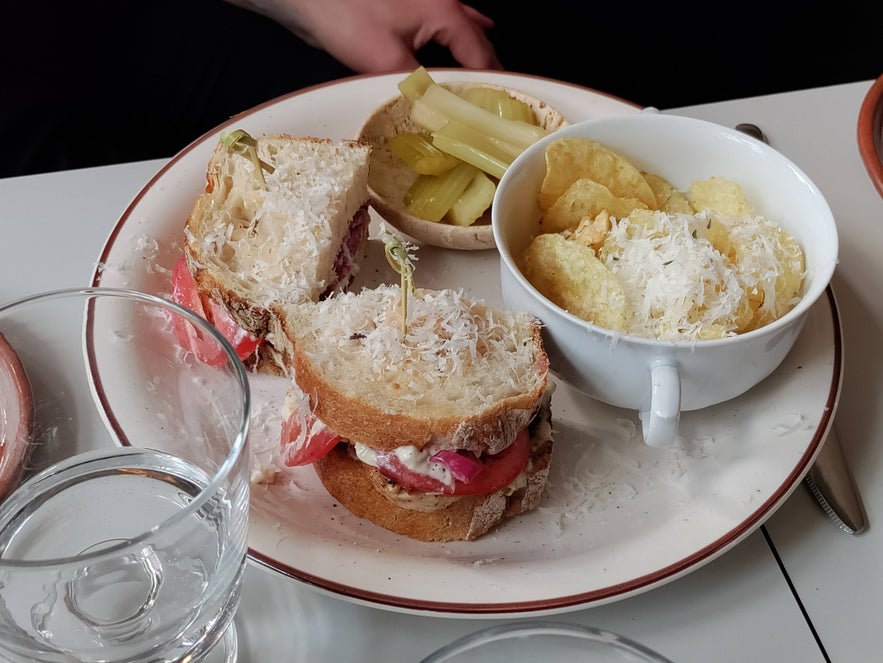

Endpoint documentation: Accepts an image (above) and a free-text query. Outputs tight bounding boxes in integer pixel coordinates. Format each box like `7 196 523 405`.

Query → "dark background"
4 1 881 177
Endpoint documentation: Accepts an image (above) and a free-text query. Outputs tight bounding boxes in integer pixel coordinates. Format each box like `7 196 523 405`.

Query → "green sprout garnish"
380 229 418 332
220 129 275 186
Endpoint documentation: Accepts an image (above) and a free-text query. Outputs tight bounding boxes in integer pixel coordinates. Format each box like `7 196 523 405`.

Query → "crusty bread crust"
271 286 550 454
313 402 554 542
287 324 547 454
357 82 567 251
184 230 274 337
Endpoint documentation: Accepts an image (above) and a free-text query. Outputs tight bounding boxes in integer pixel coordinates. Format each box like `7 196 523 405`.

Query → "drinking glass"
0 288 250 663
420 621 675 663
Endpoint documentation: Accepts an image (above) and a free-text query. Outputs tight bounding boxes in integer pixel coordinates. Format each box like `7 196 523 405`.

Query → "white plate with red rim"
92 71 841 617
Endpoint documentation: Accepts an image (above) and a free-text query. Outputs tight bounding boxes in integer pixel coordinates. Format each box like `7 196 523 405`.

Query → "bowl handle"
639 361 680 447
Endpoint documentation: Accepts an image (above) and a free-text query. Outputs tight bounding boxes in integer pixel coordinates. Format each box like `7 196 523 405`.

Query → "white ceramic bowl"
492 111 839 446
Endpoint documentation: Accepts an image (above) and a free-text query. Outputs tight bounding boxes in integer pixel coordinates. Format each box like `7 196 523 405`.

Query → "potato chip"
539 138 657 211
704 216 734 259
540 178 648 233
518 232 627 331
716 214 805 331
689 177 755 216
696 324 731 340
642 172 695 215
570 210 610 252
523 141 805 341
598 208 661 259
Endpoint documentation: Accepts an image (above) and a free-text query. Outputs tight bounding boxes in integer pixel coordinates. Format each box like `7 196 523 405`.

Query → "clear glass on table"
0 287 250 662
420 621 675 663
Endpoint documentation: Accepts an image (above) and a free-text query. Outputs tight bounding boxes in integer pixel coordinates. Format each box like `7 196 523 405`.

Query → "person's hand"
226 0 501 72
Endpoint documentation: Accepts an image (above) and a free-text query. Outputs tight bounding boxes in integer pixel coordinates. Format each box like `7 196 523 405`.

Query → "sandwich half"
175 132 371 374
271 283 553 542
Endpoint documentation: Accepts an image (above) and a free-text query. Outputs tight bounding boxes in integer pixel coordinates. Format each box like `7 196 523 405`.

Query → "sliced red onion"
430 450 485 484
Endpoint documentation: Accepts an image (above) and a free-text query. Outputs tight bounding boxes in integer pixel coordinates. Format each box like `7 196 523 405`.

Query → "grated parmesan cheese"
283 284 545 415
599 210 805 341
187 137 370 309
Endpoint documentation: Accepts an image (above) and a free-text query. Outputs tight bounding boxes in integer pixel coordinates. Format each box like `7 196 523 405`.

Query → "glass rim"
419 620 674 663
0 286 251 568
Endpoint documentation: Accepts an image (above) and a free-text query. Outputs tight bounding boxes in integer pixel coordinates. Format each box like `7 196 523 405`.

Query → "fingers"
422 3 502 70
440 22 502 69
460 4 496 31
240 0 502 74
316 9 501 73
349 44 421 73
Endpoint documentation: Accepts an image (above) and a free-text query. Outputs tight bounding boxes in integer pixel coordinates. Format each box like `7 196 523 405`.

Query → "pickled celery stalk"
417 84 546 151
430 133 508 180
404 161 478 222
410 98 448 132
462 87 537 124
398 66 435 104
391 67 553 226
388 132 459 175
446 171 496 226
434 119 523 162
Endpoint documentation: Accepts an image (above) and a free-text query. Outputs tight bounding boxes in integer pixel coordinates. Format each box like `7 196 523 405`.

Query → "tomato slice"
205 297 262 360
373 429 531 496
170 254 261 362
170 255 227 366
280 410 343 466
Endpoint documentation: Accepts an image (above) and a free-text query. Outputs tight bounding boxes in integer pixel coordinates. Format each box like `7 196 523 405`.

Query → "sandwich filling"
171 205 369 362
279 382 553 503
175 133 371 364
272 283 552 525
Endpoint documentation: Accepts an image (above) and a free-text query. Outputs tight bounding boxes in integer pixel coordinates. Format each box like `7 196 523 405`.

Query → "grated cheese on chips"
601 210 756 340
519 137 806 342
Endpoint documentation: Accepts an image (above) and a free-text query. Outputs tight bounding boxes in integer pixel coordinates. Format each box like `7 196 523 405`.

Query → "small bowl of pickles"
358 68 567 250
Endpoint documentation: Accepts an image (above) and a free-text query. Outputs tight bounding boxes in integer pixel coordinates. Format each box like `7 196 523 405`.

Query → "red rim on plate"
90 71 841 617
857 73 883 198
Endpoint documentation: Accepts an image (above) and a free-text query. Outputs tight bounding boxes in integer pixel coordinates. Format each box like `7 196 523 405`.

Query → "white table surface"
1 79 878 662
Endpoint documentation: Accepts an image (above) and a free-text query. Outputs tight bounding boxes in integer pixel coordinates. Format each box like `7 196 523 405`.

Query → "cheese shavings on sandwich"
270 283 554 542
283 284 544 410
174 132 371 374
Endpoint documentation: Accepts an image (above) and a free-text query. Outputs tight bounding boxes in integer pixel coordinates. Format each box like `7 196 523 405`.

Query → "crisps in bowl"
642 172 694 214
527 137 807 341
538 137 657 211
689 176 756 216
540 179 648 234
518 232 627 331
492 113 838 448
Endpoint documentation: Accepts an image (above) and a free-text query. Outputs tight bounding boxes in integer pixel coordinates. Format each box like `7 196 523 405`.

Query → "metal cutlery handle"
735 122 867 535
805 427 867 534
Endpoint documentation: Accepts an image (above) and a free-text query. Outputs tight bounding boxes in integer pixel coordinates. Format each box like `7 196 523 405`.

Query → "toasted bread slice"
313 390 553 542
271 283 549 453
184 134 371 372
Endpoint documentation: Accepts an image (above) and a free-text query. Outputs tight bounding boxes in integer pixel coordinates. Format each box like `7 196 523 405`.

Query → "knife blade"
805 426 867 534
734 122 868 535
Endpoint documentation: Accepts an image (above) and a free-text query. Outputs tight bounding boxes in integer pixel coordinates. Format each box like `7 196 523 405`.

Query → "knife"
735 123 868 535
805 427 867 534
